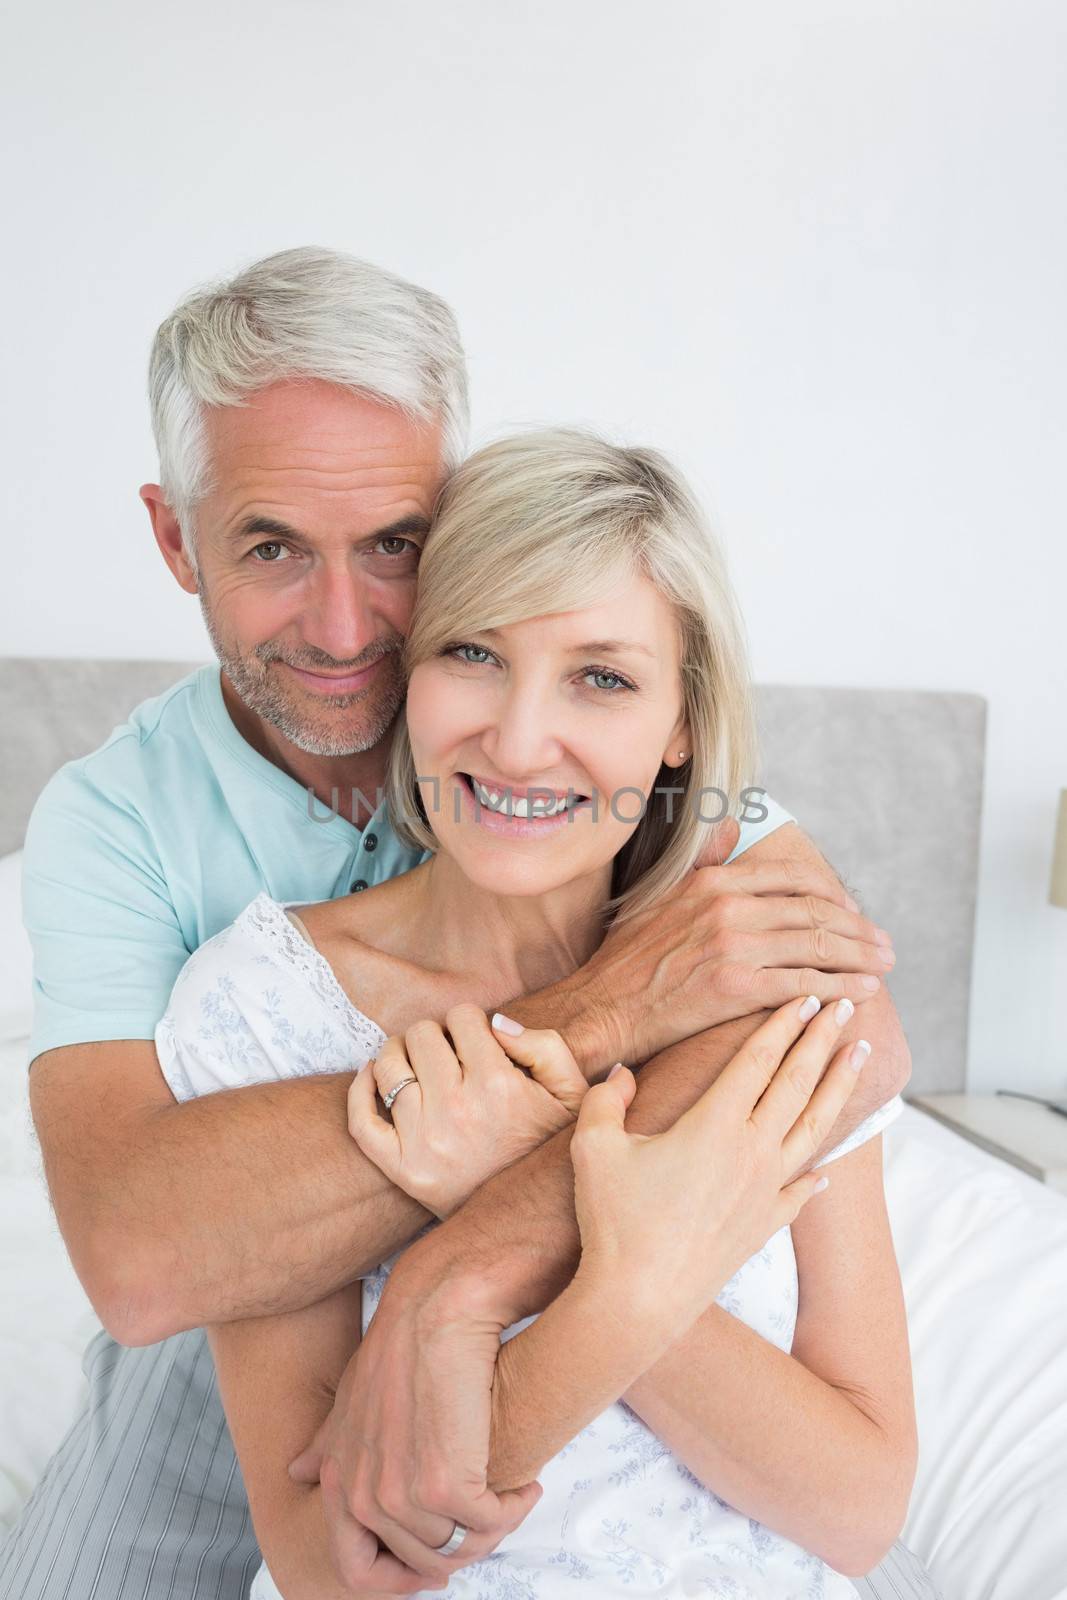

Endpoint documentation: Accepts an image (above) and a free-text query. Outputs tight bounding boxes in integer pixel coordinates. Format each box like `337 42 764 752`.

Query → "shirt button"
363 832 378 853
351 878 368 893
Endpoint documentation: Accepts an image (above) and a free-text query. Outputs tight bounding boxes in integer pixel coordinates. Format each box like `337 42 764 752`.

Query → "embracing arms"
266 824 909 1587
486 1134 916 1577
209 985 913 1595
381 822 908 1322
30 821 903 1345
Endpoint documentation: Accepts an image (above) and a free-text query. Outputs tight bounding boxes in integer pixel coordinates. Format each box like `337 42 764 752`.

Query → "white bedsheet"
2 1034 1065 1598
883 1098 1067 1598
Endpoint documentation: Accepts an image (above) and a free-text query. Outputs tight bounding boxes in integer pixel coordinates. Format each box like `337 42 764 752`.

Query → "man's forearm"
102 954 623 1345
119 964 902 1342
123 1074 433 1340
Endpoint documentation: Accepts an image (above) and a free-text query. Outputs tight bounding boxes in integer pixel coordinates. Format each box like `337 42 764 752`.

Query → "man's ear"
140 484 199 595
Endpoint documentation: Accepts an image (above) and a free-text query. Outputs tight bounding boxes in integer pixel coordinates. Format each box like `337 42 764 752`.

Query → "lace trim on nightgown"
239 890 387 1060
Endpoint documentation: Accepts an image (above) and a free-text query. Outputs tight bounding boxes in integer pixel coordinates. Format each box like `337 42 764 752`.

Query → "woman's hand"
568 993 869 1331
347 1002 590 1219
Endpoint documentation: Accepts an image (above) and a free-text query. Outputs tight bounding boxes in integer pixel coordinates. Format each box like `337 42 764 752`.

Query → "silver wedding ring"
381 1074 418 1112
432 1520 469 1556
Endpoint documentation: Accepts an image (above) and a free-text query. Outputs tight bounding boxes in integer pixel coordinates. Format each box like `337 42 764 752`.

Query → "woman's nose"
481 689 566 779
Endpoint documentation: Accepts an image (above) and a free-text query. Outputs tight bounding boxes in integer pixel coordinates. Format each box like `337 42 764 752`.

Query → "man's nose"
299 560 378 662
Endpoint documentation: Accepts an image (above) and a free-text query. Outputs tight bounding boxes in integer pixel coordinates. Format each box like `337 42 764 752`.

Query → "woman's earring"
677 750 687 761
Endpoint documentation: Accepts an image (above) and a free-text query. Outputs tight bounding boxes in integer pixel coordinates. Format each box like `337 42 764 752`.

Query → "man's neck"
219 671 391 829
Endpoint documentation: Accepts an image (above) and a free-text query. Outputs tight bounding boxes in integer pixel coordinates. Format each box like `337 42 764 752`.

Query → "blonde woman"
155 430 921 1598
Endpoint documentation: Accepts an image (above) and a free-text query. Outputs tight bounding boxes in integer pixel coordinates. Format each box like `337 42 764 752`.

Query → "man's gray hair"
148 246 469 569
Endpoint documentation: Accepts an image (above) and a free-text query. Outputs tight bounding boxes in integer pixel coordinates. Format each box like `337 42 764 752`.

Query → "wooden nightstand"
911 1093 1067 1195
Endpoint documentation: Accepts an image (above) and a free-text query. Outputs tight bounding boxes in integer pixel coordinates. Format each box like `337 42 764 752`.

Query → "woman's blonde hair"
387 427 760 923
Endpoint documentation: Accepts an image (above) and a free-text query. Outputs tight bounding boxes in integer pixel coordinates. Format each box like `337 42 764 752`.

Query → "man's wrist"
511 963 630 1080
385 1202 530 1325
388 1131 583 1325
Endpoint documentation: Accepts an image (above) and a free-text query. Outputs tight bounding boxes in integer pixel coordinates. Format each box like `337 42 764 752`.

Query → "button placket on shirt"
351 829 378 893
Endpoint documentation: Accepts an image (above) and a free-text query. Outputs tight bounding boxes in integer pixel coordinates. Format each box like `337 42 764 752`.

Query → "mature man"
0 247 915 1599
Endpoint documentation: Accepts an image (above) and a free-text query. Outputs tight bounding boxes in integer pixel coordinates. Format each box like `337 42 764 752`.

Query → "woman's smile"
453 770 596 839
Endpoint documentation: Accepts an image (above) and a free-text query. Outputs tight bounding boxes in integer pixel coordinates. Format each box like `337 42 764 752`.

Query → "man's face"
187 380 446 757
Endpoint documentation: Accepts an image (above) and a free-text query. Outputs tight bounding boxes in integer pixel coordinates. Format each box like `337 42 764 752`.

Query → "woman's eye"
453 643 494 665
584 668 633 692
251 541 291 563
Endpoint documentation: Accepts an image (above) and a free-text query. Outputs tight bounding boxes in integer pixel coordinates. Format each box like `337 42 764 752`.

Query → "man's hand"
562 817 894 1070
288 1249 542 1587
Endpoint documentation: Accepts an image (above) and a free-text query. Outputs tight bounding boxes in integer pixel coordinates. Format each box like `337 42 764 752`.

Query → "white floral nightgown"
155 891 904 1600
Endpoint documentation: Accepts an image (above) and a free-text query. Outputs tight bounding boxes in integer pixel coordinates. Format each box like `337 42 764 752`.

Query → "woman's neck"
398 851 612 999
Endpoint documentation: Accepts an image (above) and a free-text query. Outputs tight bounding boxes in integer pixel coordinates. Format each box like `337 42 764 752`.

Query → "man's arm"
34 820 899 1344
300 825 909 1573
426 821 909 1323
390 968 906 1328
30 1041 437 1346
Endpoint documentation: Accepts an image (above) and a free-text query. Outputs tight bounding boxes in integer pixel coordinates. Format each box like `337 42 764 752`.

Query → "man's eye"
376 536 416 557
251 541 291 562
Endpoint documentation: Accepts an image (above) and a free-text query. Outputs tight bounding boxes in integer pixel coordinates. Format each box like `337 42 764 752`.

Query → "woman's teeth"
469 776 579 818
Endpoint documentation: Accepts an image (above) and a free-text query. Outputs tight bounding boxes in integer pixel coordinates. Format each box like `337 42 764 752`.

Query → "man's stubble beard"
199 588 407 758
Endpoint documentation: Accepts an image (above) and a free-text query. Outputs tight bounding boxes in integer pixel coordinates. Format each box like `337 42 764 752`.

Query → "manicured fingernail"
880 947 896 966
845 894 860 912
491 1012 524 1036
848 1040 872 1071
814 1176 830 1192
834 998 854 1025
861 975 881 991
874 926 893 947
798 995 821 1022
607 1062 624 1079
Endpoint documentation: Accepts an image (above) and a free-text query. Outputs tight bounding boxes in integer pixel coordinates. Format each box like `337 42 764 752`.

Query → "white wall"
3 0 1065 1095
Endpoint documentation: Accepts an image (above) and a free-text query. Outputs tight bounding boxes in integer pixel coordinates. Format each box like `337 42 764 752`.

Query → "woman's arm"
206 1289 376 1600
489 1135 917 1579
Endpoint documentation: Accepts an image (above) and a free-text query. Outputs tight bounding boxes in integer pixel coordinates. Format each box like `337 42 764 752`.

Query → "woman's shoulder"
287 864 427 954
155 892 386 1102
286 873 473 1035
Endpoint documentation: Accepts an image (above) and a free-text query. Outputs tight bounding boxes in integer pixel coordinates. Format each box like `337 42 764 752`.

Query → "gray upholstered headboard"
0 659 986 1098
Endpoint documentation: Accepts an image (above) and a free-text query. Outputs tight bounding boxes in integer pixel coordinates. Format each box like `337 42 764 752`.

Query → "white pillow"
0 852 33 1044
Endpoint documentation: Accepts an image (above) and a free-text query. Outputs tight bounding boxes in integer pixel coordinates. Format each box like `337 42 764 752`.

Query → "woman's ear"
662 718 692 770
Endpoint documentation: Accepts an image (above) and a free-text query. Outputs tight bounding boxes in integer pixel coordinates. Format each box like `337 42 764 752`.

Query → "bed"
1 659 1065 1599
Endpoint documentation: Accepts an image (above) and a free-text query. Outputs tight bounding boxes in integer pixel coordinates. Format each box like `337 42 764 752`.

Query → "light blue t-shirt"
22 663 795 1064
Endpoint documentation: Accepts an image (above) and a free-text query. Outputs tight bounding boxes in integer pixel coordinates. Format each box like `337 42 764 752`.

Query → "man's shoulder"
25 665 215 843
31 665 212 806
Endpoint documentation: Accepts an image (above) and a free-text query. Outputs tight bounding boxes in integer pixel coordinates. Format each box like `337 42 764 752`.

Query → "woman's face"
404 569 690 899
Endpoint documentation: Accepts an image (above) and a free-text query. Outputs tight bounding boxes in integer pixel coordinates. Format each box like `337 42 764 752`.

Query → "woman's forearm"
488 1287 903 1575
257 1486 366 1600
488 1266 685 1490
621 1305 906 1571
